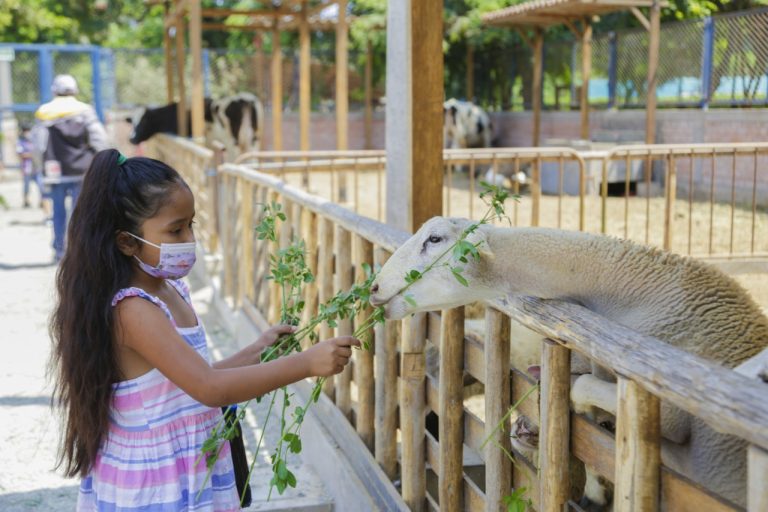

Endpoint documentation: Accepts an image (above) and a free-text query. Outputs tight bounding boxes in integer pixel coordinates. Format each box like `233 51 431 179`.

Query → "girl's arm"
213 324 297 369
116 299 358 407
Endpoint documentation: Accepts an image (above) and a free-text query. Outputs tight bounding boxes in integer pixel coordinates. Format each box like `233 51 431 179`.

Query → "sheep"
369 217 768 508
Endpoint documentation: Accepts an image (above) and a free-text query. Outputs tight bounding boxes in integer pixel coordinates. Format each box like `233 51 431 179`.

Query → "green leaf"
277 459 288 479
289 435 302 454
451 267 469 287
286 470 297 488
404 294 417 307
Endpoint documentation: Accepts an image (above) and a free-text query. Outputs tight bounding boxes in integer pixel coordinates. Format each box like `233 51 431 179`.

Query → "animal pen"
146 133 768 511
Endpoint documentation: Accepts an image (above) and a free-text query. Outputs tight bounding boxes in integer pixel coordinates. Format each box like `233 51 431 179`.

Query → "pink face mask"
127 233 196 279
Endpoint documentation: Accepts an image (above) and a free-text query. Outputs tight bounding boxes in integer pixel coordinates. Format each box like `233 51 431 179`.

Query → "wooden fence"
151 134 768 511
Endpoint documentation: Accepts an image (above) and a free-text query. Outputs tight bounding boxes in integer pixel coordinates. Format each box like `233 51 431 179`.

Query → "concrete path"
0 175 330 511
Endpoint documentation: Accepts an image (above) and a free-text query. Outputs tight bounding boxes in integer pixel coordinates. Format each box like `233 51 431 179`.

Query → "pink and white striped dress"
77 280 241 511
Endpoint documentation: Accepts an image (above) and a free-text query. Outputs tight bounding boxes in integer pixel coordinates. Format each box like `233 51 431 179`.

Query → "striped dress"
77 280 241 511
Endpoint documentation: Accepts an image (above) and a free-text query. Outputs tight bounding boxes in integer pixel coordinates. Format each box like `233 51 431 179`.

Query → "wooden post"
239 181 254 305
646 0 661 144
748 445 768 511
354 234 375 450
300 208 318 348
614 378 661 512
334 225 353 419
484 308 512 512
336 0 349 202
174 15 188 138
439 307 465 509
466 44 474 100
271 21 283 151
253 32 265 102
364 39 373 150
580 20 592 141
299 1 311 151
539 339 570 511
400 313 427 512
385 0 443 232
374 248 399 479
163 6 175 104
267 191 282 323
532 28 543 147
317 216 334 398
188 0 205 142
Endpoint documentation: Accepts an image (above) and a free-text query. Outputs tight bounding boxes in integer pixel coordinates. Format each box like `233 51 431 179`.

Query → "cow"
127 92 264 162
443 98 492 151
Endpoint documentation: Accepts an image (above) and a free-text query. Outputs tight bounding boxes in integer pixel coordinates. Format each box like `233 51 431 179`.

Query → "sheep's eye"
428 235 443 244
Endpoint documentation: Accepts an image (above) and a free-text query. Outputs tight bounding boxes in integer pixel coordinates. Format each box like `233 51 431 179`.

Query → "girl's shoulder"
112 286 177 328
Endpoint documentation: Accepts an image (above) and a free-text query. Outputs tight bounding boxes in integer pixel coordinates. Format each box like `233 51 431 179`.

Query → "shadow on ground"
0 486 79 511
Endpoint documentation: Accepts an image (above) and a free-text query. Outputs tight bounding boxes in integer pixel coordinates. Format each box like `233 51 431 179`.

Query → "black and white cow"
443 98 492 150
128 92 263 161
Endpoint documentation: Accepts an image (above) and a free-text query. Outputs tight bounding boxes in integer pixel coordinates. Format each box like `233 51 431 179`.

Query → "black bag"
222 406 252 508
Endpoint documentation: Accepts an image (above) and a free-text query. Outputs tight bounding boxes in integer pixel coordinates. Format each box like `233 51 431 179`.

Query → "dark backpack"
44 116 95 176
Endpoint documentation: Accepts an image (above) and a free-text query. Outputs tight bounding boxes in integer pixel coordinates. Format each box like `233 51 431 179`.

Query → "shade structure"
482 0 667 145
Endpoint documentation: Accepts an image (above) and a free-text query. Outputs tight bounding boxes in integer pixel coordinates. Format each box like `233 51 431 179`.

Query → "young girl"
49 149 359 511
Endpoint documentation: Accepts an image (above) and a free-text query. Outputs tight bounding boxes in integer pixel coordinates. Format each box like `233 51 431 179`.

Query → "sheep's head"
369 217 499 320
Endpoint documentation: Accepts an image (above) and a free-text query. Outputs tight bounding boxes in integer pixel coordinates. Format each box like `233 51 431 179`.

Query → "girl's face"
134 184 196 268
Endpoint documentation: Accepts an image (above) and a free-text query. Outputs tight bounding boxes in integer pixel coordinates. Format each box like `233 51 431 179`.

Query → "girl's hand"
300 336 361 377
254 324 297 361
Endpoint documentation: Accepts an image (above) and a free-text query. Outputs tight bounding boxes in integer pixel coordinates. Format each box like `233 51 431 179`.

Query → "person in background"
33 74 109 261
16 122 47 210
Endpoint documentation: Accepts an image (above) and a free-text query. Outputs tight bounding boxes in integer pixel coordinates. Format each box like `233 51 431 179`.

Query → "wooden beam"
580 19 592 140
270 23 283 151
539 339 571 511
614 378 661 511
336 0 349 201
563 19 583 38
515 27 533 48
400 313 427 511
531 27 543 147
299 0 311 151
439 307 465 509
631 6 651 31
201 22 274 31
201 7 293 17
174 15 188 138
466 44 474 100
164 0 189 30
645 0 660 144
749 445 768 511
162 6 175 104
189 0 205 141
363 39 373 149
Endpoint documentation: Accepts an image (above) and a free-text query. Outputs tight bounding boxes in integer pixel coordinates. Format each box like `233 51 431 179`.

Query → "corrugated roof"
482 0 666 27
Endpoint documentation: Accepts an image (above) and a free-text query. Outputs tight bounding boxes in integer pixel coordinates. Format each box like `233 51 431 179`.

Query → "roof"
482 0 667 27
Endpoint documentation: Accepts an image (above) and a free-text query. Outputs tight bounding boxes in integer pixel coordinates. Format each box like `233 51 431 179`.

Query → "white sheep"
369 217 768 508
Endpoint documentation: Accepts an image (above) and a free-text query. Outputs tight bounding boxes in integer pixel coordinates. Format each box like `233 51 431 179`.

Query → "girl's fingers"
333 336 361 348
272 324 297 334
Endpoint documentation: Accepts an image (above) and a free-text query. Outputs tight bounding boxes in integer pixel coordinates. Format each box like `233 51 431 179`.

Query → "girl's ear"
115 231 138 257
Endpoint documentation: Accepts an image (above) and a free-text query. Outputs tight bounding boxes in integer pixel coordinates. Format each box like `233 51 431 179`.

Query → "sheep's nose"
371 283 379 294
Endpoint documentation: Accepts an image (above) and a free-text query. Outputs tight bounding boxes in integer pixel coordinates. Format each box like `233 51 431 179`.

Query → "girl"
49 149 359 511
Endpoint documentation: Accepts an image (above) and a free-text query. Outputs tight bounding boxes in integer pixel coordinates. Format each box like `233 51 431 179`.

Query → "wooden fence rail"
153 135 768 511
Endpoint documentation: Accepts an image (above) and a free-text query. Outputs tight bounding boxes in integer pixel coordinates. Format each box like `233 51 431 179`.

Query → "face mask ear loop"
126 232 161 249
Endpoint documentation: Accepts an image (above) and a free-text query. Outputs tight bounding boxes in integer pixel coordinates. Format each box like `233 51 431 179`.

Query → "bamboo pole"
532 28 543 147
271 21 283 151
748 445 768 511
268 191 282 323
663 155 676 252
353 234 375 450
580 20 592 141
400 312 427 512
188 0 205 141
174 15 188 138
538 339 571 511
439 306 465 508
374 247 399 479
299 0 311 151
334 225 353 419
484 308 512 512
300 208 318 349
614 378 661 512
317 216 334 398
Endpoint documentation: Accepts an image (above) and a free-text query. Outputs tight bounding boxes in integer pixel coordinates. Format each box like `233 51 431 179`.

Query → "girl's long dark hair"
49 149 185 477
